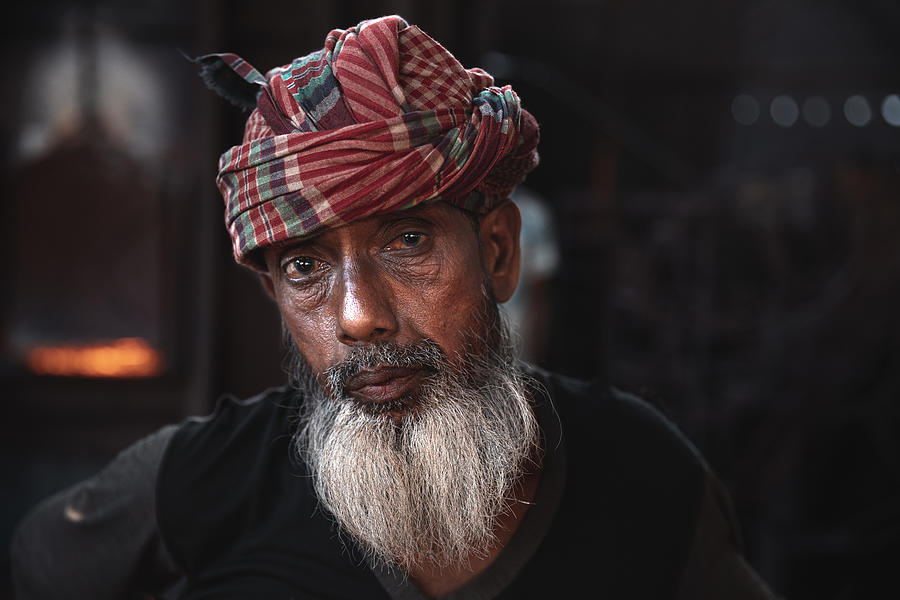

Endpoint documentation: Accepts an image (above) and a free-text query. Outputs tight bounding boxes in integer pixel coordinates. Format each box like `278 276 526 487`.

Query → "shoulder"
526 364 707 524
527 364 704 475
164 387 296 452
159 386 297 490
159 384 299 486
156 386 305 571
521 366 710 596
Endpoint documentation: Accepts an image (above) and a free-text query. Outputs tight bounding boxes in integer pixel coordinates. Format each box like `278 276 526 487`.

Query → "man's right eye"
283 257 317 279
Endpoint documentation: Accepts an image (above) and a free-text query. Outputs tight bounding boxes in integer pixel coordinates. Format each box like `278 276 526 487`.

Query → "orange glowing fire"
26 338 164 378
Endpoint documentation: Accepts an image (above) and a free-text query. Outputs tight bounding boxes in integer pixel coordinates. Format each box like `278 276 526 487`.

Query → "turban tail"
203 15 540 269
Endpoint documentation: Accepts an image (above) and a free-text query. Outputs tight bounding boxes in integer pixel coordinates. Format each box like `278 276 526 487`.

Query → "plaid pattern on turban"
201 15 540 270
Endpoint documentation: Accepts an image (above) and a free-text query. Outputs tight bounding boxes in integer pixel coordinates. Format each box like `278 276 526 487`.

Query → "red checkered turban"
199 15 540 270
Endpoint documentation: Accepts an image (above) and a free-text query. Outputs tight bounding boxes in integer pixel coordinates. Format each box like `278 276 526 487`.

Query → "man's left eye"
400 232 423 247
386 232 425 250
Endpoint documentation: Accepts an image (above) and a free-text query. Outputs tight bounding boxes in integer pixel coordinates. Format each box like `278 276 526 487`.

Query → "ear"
258 272 277 301
479 199 522 303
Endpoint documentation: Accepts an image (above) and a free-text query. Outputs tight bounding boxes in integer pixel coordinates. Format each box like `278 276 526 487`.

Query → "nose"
334 262 399 345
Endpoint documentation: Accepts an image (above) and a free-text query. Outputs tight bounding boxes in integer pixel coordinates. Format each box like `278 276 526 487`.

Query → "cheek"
277 290 337 375
398 249 487 353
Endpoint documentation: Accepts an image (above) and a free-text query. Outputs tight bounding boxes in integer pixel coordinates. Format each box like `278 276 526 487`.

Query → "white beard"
290 316 540 571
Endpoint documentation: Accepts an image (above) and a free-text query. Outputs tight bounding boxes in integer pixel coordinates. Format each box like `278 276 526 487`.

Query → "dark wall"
3 1 899 598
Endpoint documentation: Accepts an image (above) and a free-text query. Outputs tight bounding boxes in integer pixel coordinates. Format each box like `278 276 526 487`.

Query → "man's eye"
401 232 422 247
387 232 425 250
283 257 317 279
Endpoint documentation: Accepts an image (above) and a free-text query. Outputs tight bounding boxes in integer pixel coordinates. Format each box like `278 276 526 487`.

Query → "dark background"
2 1 899 598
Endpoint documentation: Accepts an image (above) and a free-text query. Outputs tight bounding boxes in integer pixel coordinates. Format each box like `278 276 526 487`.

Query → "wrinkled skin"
260 200 522 401
259 200 531 596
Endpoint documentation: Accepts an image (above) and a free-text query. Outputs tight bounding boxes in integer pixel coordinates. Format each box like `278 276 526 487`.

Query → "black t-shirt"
155 367 768 599
11 367 777 599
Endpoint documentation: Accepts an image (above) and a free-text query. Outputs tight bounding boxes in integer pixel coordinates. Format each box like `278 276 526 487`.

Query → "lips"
342 366 424 404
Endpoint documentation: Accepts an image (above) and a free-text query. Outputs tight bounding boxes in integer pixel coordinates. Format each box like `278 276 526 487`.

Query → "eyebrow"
272 204 453 261
377 213 435 231
272 236 326 263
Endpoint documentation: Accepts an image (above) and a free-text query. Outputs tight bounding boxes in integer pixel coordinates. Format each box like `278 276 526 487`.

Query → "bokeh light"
771 95 799 127
843 94 872 126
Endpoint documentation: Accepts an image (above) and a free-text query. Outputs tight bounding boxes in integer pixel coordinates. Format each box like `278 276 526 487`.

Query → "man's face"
260 200 534 570
262 201 521 407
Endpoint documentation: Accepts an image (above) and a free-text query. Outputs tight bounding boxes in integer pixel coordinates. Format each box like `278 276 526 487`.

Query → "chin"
354 395 417 420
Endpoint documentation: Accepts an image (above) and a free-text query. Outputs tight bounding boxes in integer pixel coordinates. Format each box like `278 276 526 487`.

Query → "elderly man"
12 15 776 599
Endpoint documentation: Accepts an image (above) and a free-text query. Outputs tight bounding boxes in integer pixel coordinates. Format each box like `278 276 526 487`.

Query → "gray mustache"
325 339 446 397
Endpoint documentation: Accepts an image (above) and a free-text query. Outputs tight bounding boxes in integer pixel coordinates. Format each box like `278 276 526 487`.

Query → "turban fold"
202 15 539 270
